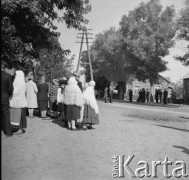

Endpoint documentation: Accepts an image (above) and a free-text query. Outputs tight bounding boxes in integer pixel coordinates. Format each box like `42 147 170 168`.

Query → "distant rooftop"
158 74 171 83
182 72 189 79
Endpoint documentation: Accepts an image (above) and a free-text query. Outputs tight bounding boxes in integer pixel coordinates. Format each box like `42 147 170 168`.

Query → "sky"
54 0 188 83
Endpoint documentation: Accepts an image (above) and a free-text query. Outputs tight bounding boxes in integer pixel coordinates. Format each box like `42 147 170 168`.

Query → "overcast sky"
54 0 188 82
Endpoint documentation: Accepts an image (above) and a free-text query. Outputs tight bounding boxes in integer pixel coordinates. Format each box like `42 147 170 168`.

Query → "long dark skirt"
52 100 58 111
38 100 48 111
83 104 99 125
65 104 80 121
58 103 65 112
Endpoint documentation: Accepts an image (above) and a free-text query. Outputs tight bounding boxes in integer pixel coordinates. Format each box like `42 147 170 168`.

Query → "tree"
1 0 91 71
119 0 176 100
175 0 189 66
80 27 134 99
81 0 176 99
35 49 74 82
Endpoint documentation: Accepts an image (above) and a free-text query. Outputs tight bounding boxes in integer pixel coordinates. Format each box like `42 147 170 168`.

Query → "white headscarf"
63 76 83 107
10 70 27 108
83 81 99 114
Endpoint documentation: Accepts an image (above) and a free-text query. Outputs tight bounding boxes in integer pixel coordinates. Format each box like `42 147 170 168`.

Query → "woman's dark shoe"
77 126 87 131
22 129 26 133
87 125 95 130
14 129 25 135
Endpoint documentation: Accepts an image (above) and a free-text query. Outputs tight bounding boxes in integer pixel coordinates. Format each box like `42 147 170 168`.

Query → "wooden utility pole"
76 28 94 81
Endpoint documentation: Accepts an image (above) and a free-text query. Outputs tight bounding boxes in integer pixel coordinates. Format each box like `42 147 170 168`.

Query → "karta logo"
112 155 188 178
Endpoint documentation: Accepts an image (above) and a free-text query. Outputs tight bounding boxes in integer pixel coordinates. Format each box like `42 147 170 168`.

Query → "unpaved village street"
2 101 189 180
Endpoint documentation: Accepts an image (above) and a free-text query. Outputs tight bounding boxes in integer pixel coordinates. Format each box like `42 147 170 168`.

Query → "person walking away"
1 61 14 136
63 77 83 131
146 89 149 102
10 70 27 134
26 75 38 118
57 78 67 123
37 76 49 118
155 89 159 103
129 89 133 102
83 81 99 130
163 89 168 104
159 89 163 103
49 79 59 118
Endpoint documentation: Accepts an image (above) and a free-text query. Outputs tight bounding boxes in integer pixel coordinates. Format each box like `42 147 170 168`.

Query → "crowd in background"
128 88 168 104
1 61 99 137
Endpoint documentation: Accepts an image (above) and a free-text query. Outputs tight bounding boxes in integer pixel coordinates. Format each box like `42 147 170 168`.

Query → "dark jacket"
37 83 49 101
1 71 14 102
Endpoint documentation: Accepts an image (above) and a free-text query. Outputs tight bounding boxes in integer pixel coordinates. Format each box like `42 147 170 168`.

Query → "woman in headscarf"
63 76 83 130
57 77 67 122
82 81 99 129
37 75 49 118
10 70 27 134
26 75 38 118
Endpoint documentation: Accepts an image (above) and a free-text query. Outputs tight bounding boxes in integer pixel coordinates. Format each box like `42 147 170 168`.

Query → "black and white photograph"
1 0 189 179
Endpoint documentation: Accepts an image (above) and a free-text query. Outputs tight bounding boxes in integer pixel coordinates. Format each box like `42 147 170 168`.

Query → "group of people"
155 89 168 104
128 88 168 104
128 89 150 103
137 88 150 103
1 61 100 137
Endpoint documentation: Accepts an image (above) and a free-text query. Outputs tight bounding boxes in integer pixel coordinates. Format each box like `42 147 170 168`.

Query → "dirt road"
2 101 189 180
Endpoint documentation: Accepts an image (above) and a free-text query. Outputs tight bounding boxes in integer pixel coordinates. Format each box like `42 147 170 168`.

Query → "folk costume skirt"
10 108 27 129
83 104 99 125
65 104 80 121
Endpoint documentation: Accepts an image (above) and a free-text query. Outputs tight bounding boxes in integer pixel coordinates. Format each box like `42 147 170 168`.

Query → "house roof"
182 72 189 79
158 74 171 83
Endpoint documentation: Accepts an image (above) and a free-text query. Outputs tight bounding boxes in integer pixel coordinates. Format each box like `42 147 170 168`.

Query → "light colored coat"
26 80 38 108
63 77 83 107
10 70 27 108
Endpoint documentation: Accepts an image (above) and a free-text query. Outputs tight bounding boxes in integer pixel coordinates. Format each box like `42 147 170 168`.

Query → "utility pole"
76 28 94 81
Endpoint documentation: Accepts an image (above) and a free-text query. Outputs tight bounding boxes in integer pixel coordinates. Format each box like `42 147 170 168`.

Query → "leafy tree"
119 0 176 100
175 0 189 66
81 27 134 99
81 0 176 99
1 0 91 72
120 0 176 83
35 49 74 82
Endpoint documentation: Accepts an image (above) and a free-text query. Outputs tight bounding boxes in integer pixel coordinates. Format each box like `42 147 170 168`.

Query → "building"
126 75 172 102
183 72 189 104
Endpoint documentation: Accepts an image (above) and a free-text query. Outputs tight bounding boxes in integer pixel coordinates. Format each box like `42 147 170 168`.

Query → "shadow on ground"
155 124 189 132
52 119 66 129
173 146 189 156
179 116 189 120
